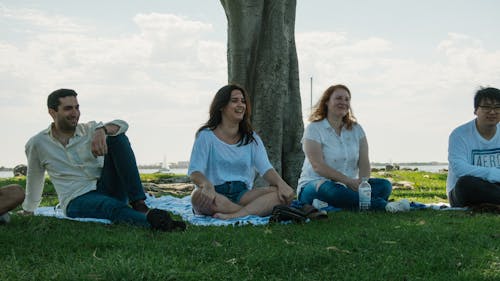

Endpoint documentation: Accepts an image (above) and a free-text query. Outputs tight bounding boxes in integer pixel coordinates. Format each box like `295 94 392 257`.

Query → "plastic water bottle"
358 177 371 211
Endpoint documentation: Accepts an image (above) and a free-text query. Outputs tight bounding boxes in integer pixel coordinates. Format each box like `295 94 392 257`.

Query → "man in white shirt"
447 87 500 207
22 89 185 231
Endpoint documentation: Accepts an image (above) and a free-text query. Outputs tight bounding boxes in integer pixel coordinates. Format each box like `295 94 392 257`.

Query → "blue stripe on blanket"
34 196 468 226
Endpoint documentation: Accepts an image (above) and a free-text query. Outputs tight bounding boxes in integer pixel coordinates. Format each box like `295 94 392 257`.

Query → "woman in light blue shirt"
188 84 294 219
298 84 409 212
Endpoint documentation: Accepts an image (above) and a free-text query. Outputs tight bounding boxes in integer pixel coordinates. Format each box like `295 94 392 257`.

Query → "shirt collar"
44 123 83 137
320 118 334 130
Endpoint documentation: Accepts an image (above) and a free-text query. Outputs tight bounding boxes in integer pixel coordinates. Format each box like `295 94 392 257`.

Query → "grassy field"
1 171 499 281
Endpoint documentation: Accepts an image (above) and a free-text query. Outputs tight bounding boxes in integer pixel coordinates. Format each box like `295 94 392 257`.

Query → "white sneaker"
386 199 411 213
0 212 11 224
312 199 328 210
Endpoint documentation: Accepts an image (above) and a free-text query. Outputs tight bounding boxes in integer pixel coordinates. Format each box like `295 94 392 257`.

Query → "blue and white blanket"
35 194 270 226
34 195 466 226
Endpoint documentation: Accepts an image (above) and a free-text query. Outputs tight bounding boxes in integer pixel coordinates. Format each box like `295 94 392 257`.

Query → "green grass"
377 170 449 203
1 171 499 281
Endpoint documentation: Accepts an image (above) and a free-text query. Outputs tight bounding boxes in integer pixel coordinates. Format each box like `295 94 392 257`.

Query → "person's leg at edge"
450 175 500 207
66 191 149 227
97 134 147 210
0 184 25 215
368 178 393 210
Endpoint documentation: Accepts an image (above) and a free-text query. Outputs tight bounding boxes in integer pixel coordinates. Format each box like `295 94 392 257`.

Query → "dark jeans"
66 134 149 227
299 178 392 210
449 175 500 207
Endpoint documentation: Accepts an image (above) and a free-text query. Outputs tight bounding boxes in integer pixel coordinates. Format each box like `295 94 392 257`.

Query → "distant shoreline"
0 162 448 170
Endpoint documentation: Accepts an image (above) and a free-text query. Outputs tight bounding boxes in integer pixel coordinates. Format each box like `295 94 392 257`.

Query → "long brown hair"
197 84 255 145
309 84 357 130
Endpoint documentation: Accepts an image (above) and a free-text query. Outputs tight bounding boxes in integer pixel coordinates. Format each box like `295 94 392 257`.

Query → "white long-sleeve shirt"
446 119 500 195
23 120 128 214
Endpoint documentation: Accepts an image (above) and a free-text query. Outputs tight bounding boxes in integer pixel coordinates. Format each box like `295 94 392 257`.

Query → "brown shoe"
130 200 149 214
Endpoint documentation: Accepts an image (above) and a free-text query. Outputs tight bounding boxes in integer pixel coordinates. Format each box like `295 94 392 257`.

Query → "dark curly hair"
197 84 255 145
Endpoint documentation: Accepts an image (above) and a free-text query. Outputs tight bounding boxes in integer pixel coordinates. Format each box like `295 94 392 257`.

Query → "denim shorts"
214 181 249 204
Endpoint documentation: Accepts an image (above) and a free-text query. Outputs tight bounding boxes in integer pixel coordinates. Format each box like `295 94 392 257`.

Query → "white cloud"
296 31 500 163
2 4 500 167
0 8 226 167
0 5 87 33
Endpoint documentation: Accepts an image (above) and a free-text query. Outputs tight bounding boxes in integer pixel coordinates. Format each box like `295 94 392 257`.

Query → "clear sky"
1 0 500 168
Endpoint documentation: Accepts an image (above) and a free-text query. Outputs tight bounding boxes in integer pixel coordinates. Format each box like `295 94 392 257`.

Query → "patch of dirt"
143 182 194 197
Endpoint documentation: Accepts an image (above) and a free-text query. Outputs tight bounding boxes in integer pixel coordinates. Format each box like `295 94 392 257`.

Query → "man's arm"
22 139 45 214
98 120 128 136
92 120 129 156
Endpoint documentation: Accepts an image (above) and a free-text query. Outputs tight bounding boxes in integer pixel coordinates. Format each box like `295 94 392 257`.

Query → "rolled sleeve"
96 120 128 135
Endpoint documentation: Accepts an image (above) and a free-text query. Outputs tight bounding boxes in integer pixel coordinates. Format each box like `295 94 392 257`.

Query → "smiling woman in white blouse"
188 84 294 220
297 84 409 212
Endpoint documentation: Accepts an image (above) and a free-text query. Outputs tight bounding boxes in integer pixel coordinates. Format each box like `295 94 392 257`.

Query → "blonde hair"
309 84 357 130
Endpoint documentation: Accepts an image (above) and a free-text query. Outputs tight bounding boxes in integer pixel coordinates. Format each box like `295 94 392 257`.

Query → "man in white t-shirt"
447 87 500 207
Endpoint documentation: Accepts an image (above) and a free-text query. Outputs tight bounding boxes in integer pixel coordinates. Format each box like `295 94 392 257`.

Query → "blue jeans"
66 134 149 227
214 181 249 204
299 178 392 210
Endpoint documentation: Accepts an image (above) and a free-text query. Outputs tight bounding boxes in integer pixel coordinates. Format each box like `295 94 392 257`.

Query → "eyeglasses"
478 105 500 113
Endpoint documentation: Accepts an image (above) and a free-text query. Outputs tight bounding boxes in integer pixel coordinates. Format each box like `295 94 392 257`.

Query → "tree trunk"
220 0 304 188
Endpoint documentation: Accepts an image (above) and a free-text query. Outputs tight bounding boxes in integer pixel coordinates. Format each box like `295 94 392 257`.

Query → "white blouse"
188 129 273 189
297 118 365 195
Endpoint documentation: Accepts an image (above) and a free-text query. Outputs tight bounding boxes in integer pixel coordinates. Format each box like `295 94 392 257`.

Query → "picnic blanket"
34 194 271 226
34 196 467 226
146 194 270 226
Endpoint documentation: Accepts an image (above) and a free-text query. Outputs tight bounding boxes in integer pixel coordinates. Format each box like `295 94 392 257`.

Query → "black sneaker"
147 209 186 232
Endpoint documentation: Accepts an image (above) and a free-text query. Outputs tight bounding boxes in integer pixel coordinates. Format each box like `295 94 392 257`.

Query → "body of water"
0 168 189 179
139 168 188 175
0 171 12 178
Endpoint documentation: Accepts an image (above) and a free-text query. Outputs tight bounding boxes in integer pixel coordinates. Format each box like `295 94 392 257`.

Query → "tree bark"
220 0 304 188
